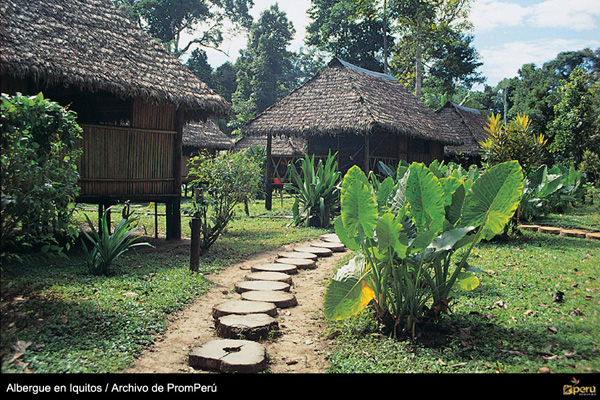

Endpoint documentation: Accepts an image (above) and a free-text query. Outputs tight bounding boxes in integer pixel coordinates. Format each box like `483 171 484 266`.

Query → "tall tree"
388 0 473 98
304 0 392 72
186 48 214 87
231 4 296 128
115 0 253 57
547 68 599 165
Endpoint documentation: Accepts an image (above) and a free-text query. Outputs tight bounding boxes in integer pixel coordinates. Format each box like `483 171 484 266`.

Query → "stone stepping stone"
245 271 293 285
560 229 587 239
241 290 298 308
519 224 540 232
586 232 600 241
311 241 346 252
276 257 316 269
215 313 279 341
538 226 562 235
294 246 333 257
251 263 298 274
320 233 341 242
212 300 277 319
188 339 267 373
235 280 290 293
277 251 318 260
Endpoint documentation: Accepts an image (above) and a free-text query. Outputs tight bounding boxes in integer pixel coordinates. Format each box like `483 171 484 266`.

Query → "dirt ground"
123 238 349 374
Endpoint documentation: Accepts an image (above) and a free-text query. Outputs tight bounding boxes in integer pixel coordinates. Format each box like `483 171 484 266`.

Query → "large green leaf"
323 255 375 320
340 170 378 239
460 161 524 240
376 212 408 258
405 163 445 234
334 215 360 252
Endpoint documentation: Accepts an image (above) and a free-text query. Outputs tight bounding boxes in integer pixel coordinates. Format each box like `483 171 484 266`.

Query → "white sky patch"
528 0 600 30
477 37 600 87
471 0 600 32
470 0 531 32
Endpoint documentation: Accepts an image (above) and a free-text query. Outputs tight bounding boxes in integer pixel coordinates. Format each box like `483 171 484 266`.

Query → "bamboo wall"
77 124 176 197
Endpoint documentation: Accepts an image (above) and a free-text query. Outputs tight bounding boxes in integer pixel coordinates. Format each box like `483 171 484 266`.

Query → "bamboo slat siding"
77 124 175 196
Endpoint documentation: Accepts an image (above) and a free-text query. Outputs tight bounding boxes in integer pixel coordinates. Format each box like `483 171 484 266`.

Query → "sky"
202 0 600 90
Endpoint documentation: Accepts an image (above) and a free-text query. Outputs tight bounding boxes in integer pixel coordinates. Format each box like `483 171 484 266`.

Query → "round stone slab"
311 241 346 252
277 251 318 260
539 226 562 235
320 233 341 242
188 339 267 373
251 263 298 274
276 257 316 269
215 313 279 341
241 290 298 308
245 271 293 285
235 280 290 293
294 246 333 257
212 300 277 319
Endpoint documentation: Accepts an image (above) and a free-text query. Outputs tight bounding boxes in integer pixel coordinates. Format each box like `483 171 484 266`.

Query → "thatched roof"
183 120 234 150
0 0 229 121
233 135 307 157
437 102 489 156
242 58 462 146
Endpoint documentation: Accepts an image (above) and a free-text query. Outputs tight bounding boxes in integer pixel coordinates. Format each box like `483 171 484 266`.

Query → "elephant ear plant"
324 160 524 339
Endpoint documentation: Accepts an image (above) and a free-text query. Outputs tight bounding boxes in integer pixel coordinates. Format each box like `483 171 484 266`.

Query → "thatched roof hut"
243 58 461 144
436 102 489 164
234 135 307 158
241 58 462 209
0 0 229 121
1 0 231 239
183 120 234 154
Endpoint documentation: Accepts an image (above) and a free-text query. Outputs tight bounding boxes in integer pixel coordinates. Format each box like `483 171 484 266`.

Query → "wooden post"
167 108 184 240
190 217 201 271
265 132 273 211
364 132 370 174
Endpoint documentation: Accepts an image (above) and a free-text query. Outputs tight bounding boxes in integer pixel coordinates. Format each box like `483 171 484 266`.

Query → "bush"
186 152 261 256
480 113 547 175
285 151 341 227
81 205 152 276
1 92 82 257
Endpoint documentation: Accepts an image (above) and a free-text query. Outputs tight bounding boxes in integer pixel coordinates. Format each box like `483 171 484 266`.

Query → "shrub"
1 92 82 257
286 151 341 227
480 113 547 175
81 206 152 276
186 152 261 256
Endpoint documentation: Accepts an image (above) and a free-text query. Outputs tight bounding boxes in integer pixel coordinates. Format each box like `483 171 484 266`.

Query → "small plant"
81 206 152 276
286 151 341 227
186 152 261 257
324 160 524 339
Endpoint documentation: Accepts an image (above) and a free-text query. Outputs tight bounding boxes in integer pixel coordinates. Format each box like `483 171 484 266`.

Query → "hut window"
409 138 430 155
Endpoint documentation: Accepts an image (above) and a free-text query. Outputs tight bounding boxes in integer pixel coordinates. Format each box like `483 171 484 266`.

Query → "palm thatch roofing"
242 58 462 146
233 135 307 157
183 120 234 151
0 0 229 121
436 102 489 156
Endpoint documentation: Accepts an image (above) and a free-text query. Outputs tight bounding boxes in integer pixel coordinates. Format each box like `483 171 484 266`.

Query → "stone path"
519 224 600 240
186 233 347 373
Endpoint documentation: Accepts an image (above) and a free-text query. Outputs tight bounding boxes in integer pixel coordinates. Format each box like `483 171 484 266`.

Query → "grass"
1 196 328 373
324 205 600 374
